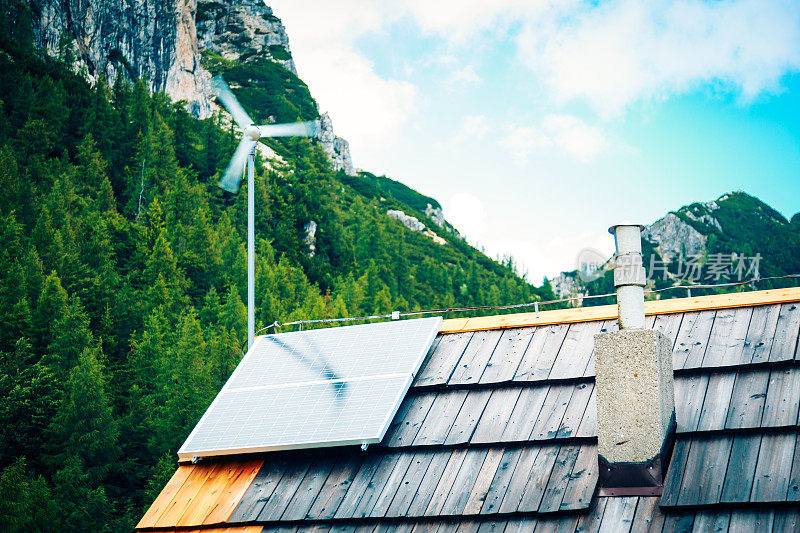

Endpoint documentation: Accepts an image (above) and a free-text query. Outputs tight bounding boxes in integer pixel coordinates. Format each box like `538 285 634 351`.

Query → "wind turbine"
211 75 319 349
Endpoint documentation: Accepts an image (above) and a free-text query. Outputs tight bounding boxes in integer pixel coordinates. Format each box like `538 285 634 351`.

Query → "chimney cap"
608 223 645 235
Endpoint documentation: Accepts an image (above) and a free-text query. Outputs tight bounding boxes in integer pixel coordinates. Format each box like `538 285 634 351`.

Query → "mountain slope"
552 191 800 304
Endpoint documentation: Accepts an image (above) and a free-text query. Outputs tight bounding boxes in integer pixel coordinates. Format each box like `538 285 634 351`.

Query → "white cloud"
447 64 482 87
499 114 608 163
270 1 416 165
489 229 614 284
403 0 800 115
444 192 488 243
515 0 800 115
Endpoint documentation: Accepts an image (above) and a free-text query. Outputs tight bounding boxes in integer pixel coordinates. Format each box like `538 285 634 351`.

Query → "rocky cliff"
25 0 356 173
28 0 211 115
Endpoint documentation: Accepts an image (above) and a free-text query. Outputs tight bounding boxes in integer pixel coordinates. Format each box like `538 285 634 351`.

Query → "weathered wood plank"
228 460 286 523
462 448 505 515
720 434 761 504
557 382 594 439
661 512 695 533
549 321 604 380
574 497 608 533
770 302 800 362
414 332 473 387
762 367 800 427
691 511 730 533
628 497 662 532
516 445 560 512
443 389 492 445
582 320 617 378
349 454 405 518
702 307 753 367
500 385 550 442
772 510 800 533
412 390 469 446
333 455 383 519
743 304 780 364
728 510 774 532
724 370 770 429
406 451 457 516
696 372 736 431
530 385 575 441
201 460 262 525
447 330 502 386
136 465 194 529
505 518 539 533
497 446 542 514
672 310 715 370
538 445 580 513
386 393 436 447
751 433 797 502
413 335 442 382
660 437 692 507
367 453 415 518
256 459 312 521
676 436 733 506
479 328 536 384
281 460 335 521
474 520 508 533
424 449 468 516
674 374 710 432
305 457 363 520
559 443 598 511
154 463 216 527
652 312 684 348
437 449 491 516
576 386 597 438
479 448 522 515
177 462 241 526
386 451 437 518
597 496 637 533
513 324 569 382
787 434 800 503
470 388 522 444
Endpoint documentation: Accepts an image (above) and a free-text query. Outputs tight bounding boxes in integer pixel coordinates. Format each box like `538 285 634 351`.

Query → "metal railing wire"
238 273 800 354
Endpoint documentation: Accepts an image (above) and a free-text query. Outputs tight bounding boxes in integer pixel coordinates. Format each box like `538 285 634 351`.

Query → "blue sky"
271 0 800 283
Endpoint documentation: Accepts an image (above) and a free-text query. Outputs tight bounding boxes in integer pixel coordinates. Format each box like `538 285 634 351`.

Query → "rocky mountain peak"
25 0 355 174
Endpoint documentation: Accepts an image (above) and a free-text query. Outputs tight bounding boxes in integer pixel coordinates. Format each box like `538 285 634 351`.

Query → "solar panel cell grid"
178 317 442 460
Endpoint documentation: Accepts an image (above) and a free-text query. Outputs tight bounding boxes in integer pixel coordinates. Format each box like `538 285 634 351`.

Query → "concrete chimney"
594 224 676 496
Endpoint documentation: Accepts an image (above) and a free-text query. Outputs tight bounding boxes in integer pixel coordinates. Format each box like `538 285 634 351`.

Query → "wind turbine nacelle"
244 125 261 141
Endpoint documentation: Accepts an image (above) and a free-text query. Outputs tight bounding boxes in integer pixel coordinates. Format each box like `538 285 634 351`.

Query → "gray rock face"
387 209 425 232
318 113 356 176
195 0 297 75
643 212 707 259
386 210 446 245
425 203 445 228
29 0 211 116
303 220 317 257
26 0 357 174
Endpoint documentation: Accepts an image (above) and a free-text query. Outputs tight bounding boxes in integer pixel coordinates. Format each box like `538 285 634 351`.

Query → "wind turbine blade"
210 76 253 131
219 137 256 193
258 120 320 138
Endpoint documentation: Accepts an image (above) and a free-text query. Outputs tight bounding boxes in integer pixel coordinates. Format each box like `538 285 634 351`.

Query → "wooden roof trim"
439 287 800 334
136 460 263 531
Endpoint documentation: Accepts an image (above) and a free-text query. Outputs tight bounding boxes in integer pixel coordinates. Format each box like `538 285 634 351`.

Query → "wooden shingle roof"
137 288 800 532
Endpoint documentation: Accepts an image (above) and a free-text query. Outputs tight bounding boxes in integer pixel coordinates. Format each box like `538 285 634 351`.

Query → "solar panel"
178 317 442 460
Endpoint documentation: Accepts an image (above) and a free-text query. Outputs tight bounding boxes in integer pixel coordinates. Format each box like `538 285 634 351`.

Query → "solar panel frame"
178 317 442 460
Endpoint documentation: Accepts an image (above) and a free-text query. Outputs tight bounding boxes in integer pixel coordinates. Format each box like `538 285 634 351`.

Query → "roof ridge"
440 287 800 334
